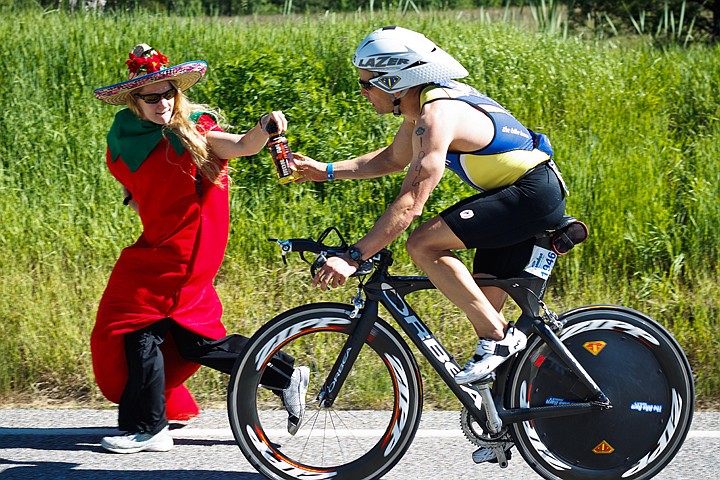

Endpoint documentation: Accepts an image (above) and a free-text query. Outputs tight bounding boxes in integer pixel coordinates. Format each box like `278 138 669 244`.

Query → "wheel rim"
253 329 402 468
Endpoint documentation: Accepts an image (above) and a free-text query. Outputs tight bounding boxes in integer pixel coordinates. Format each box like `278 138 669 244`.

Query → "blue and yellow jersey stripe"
420 81 552 192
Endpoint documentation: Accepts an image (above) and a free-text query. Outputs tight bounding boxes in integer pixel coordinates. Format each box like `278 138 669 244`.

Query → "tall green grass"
1 9 718 408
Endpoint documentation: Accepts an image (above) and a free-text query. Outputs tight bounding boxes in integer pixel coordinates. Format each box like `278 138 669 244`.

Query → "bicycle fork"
316 300 380 408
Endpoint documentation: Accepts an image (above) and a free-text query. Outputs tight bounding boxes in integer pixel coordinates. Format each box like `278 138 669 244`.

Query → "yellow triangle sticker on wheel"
583 341 607 355
593 440 615 454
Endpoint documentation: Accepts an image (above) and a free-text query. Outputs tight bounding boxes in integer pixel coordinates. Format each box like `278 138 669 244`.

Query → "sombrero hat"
94 44 207 105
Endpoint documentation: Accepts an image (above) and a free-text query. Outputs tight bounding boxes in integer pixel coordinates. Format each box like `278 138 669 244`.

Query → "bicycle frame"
316 264 611 430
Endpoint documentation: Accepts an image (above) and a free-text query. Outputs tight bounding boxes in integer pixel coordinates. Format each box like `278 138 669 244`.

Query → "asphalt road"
1 409 718 479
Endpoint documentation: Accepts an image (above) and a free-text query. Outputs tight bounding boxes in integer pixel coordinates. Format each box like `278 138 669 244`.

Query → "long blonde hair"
127 82 226 187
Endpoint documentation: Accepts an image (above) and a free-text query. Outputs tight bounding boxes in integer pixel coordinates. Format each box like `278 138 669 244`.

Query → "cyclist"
294 26 567 392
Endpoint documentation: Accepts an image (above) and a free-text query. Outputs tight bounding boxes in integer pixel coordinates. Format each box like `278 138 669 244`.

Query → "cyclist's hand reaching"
293 153 331 183
312 255 357 290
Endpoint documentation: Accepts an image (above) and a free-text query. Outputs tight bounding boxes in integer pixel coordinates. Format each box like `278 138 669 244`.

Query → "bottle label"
268 135 299 184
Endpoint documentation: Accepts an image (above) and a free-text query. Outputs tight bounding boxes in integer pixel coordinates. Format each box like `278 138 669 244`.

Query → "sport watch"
347 246 363 265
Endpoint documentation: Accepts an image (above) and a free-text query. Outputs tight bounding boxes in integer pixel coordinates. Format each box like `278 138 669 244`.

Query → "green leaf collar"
107 109 185 172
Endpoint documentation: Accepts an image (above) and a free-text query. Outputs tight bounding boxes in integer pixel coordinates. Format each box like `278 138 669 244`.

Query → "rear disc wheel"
508 306 694 480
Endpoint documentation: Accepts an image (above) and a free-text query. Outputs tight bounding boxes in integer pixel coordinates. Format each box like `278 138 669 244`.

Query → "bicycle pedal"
471 447 496 464
471 443 512 467
489 445 512 468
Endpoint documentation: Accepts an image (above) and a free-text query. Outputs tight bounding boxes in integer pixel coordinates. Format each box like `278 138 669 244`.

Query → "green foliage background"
0 8 718 407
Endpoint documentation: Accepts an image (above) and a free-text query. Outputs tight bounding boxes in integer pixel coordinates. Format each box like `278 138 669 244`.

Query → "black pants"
118 319 294 434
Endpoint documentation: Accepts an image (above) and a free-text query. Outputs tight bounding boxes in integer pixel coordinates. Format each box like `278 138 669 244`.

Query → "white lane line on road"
2 428 720 438
688 431 720 438
174 428 467 439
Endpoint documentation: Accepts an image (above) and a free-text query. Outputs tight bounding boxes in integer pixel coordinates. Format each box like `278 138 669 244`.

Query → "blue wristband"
327 162 335 181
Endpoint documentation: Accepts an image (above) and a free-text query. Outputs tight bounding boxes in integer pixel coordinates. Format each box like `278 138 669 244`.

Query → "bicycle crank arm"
478 382 503 434
492 444 511 468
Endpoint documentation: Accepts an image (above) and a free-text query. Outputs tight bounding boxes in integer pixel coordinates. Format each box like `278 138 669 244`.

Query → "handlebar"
269 227 390 279
273 238 345 257
268 227 392 277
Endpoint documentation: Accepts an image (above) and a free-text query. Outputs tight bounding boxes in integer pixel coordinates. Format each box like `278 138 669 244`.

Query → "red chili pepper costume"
91 112 227 420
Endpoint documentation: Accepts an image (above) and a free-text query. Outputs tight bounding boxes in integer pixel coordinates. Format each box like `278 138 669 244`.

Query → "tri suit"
420 81 567 277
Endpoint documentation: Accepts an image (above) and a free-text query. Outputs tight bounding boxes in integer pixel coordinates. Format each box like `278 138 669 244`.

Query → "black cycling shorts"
440 162 566 278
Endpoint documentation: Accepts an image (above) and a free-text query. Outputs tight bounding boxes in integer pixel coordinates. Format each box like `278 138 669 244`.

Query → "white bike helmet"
352 26 468 93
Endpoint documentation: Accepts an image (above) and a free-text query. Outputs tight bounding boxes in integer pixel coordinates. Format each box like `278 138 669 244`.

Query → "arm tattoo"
411 126 427 186
411 165 423 186
412 152 425 186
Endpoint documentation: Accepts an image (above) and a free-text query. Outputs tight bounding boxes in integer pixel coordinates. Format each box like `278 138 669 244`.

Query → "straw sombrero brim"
94 60 208 105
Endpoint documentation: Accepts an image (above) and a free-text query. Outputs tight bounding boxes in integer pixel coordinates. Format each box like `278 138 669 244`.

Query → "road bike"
227 216 694 480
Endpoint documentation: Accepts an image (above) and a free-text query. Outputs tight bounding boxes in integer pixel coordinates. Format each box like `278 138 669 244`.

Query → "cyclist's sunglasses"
134 87 177 104
358 79 375 91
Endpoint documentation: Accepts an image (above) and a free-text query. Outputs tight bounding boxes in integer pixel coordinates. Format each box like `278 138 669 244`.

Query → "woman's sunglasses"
134 87 177 104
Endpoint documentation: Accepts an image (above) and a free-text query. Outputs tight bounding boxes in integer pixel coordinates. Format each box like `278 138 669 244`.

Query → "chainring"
460 407 512 447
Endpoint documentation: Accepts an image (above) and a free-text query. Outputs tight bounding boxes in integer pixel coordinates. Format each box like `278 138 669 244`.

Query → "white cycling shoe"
454 328 527 384
283 366 310 435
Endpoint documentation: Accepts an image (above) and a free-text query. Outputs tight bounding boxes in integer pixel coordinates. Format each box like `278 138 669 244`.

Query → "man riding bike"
294 25 567 404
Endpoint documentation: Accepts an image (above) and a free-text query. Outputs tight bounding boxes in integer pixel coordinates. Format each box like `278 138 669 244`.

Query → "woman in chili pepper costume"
92 44 309 454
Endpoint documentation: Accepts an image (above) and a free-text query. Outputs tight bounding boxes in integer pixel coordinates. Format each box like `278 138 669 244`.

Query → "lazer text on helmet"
357 56 411 68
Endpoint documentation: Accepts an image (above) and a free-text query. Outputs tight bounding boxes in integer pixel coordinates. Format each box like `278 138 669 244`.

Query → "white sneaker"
101 425 173 454
454 328 527 384
283 366 310 435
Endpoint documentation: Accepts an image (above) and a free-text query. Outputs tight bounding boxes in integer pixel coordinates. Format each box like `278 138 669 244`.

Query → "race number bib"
524 245 558 280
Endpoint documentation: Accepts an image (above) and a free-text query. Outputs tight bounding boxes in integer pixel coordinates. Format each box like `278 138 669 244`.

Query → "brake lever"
269 238 291 265
310 252 328 278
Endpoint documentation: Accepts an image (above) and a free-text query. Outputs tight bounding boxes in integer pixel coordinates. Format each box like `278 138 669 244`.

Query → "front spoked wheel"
228 303 423 480
508 306 694 480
